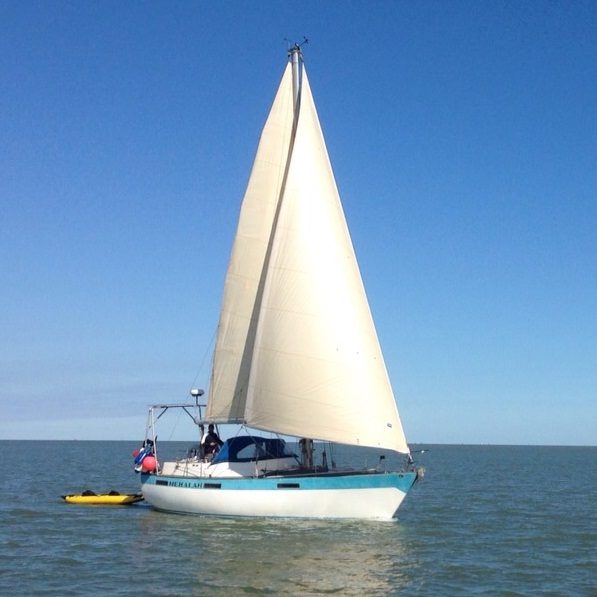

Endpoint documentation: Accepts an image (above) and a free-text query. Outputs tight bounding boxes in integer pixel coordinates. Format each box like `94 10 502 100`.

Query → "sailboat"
138 46 420 520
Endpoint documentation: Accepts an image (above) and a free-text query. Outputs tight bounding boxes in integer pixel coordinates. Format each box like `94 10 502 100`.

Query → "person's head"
208 424 215 432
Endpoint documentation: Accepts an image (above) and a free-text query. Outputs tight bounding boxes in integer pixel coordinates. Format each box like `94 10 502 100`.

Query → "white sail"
206 65 295 422
208 61 409 454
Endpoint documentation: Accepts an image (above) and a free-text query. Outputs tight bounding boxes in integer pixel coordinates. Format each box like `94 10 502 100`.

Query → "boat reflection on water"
135 513 417 594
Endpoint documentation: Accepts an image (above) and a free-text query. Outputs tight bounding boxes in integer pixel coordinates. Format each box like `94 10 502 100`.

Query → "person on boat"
201 424 223 460
299 437 314 469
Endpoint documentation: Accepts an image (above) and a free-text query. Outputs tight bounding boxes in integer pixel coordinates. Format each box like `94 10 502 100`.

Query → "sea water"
0 441 594 595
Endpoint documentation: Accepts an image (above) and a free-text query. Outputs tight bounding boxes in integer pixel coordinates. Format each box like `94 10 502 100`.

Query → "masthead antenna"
285 36 308 58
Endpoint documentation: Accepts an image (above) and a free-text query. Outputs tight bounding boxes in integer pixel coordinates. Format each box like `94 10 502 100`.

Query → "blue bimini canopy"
212 436 296 464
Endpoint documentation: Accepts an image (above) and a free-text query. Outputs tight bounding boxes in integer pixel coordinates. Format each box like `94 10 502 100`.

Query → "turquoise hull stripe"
141 471 417 492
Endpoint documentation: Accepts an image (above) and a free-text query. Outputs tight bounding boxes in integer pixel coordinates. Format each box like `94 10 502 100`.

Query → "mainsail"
206 56 409 454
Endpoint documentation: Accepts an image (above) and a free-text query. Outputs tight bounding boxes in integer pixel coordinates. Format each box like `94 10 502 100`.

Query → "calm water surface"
0 441 594 595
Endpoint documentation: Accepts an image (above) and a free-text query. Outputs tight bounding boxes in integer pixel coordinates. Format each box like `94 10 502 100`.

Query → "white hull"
141 471 417 520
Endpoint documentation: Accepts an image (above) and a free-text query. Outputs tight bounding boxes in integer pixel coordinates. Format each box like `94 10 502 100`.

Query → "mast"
288 41 313 467
288 41 305 115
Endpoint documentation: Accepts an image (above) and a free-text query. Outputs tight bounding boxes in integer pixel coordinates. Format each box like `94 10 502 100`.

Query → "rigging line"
188 324 217 393
165 405 185 441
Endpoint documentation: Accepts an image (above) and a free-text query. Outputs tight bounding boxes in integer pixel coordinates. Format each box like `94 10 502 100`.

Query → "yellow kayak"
62 491 144 505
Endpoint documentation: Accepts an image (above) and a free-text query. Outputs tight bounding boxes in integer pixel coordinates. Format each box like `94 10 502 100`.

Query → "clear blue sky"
1 1 595 445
